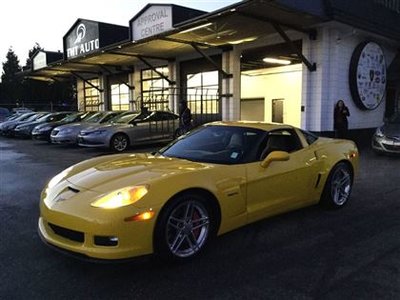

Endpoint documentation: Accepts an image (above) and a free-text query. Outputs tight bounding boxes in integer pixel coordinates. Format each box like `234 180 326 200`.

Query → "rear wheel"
321 162 353 209
154 193 214 261
110 133 129 152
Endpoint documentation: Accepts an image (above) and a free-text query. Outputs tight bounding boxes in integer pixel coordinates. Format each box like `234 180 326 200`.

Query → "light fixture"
263 57 291 65
180 22 213 33
228 37 257 45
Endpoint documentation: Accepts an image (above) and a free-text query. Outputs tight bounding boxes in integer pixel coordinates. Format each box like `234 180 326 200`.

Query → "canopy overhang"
26 0 328 82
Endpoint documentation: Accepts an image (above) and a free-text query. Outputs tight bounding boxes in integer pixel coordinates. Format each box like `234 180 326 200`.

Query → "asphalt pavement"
1 137 400 299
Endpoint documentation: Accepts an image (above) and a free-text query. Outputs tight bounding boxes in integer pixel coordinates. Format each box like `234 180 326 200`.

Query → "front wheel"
154 193 214 261
110 133 129 152
320 162 353 209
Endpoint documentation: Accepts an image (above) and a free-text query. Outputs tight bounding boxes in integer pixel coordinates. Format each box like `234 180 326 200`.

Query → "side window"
132 111 152 123
162 112 178 120
259 129 303 160
301 130 319 145
147 112 163 122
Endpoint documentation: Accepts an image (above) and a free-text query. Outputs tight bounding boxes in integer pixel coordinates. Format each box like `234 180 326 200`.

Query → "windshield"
26 113 48 122
160 125 267 164
61 112 81 123
84 112 107 123
37 113 54 122
112 111 141 124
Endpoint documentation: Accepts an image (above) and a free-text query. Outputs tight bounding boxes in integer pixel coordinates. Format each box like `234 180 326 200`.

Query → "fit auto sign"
65 20 100 59
132 5 173 41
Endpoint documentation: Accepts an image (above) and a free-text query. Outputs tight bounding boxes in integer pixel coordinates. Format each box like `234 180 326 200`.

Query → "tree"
25 42 43 70
0 47 22 104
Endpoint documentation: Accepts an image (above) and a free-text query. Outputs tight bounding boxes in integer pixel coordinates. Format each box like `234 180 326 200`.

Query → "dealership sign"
131 5 173 40
65 20 100 59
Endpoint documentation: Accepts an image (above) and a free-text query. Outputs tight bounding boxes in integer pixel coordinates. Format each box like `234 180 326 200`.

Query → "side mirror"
260 151 290 168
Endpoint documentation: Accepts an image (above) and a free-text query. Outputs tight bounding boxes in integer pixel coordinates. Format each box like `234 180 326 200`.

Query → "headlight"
16 126 28 131
375 127 384 138
40 125 52 132
47 167 73 189
91 186 148 209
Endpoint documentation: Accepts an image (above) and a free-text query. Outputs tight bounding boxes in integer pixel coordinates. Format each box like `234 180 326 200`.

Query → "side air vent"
68 186 80 193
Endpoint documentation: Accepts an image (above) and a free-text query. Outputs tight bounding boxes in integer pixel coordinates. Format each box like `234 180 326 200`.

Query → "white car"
78 110 179 152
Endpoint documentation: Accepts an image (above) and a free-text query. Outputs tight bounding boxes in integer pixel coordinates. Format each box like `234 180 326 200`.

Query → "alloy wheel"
166 200 210 258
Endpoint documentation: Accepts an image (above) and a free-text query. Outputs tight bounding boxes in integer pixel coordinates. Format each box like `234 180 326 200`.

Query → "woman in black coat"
334 100 350 138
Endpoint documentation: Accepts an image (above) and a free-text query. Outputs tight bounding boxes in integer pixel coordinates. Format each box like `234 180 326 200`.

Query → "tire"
154 193 215 262
110 133 129 152
320 162 353 209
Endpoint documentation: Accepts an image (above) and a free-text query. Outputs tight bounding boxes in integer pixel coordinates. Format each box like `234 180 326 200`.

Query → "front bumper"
372 136 400 154
14 128 32 138
32 131 50 141
77 134 109 148
39 189 157 260
51 132 78 144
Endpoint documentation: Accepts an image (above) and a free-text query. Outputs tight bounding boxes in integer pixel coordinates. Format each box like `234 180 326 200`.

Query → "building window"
186 70 219 115
111 83 129 111
374 0 400 13
141 66 170 110
84 78 100 111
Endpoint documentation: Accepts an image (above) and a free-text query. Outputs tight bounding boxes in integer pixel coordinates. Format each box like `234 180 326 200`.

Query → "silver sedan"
51 111 122 145
372 113 400 155
77 110 179 152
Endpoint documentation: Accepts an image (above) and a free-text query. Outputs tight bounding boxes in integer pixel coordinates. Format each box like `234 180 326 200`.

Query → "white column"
168 60 179 113
133 65 142 110
128 71 136 111
77 80 85 111
221 48 241 121
98 75 106 111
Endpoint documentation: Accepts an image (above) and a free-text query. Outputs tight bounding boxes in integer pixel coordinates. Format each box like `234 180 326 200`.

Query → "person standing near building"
334 100 350 138
179 101 192 132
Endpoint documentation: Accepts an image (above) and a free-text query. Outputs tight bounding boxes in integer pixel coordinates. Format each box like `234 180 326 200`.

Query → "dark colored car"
0 112 48 136
0 107 11 122
31 111 96 142
372 113 400 155
14 112 72 138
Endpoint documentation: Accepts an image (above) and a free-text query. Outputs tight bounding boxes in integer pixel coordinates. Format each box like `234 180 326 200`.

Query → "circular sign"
349 41 386 110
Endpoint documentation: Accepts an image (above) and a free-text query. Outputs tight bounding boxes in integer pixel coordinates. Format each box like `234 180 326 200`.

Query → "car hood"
18 120 43 128
65 153 209 193
55 122 85 131
382 123 400 137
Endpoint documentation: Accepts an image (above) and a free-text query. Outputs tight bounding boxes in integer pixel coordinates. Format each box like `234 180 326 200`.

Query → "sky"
0 0 239 67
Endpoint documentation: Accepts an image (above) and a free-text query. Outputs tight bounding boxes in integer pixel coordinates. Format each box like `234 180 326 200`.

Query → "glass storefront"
111 83 130 111
186 70 219 116
83 78 100 111
141 66 170 110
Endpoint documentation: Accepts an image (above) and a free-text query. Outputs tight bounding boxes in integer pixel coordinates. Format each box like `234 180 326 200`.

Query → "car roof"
206 121 295 132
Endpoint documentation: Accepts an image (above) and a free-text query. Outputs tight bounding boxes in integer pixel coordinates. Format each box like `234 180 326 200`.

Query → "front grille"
49 223 84 243
383 143 400 151
67 186 80 193
94 236 118 247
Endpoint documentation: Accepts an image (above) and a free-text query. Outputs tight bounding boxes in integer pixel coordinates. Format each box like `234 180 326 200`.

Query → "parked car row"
0 110 180 152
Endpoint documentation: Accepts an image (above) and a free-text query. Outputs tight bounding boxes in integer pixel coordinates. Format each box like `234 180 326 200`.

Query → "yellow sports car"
38 122 358 261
